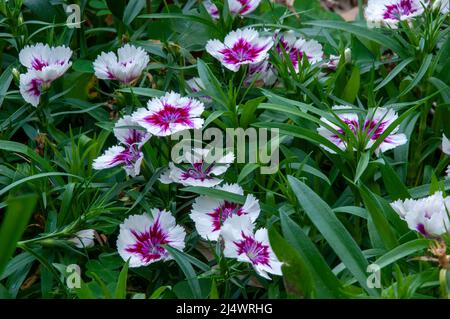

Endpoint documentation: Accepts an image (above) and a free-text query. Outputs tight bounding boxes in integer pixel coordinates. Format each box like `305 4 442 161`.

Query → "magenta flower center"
220 38 266 65
209 201 244 232
111 145 141 167
416 223 427 237
234 232 270 266
181 161 215 181
31 58 49 71
144 104 193 132
27 78 44 97
124 129 146 146
125 218 170 262
383 0 417 20
238 0 252 14
364 119 386 140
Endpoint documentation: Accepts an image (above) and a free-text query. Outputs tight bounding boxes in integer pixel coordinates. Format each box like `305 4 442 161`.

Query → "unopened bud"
12 67 20 81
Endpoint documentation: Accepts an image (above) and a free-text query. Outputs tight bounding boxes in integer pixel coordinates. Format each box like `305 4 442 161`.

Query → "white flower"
19 43 72 80
221 215 282 280
203 0 220 19
93 116 150 177
18 43 73 106
206 28 274 72
317 106 407 155
132 91 204 136
113 115 151 148
276 31 323 72
391 192 450 237
364 107 408 155
93 44 150 84
160 148 234 187
19 71 46 107
228 0 261 15
190 183 260 241
365 0 428 28
93 145 144 177
442 134 450 155
117 209 186 268
68 229 95 249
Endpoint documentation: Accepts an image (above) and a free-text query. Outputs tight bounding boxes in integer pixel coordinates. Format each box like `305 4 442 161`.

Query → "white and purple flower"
18 43 73 106
203 0 220 19
365 0 428 28
221 215 282 280
391 192 450 237
132 91 204 136
228 0 262 16
322 49 351 70
93 116 150 177
160 148 234 187
276 31 323 72
93 44 150 84
317 106 407 155
117 209 186 267
190 183 260 241
206 28 274 72
245 58 277 86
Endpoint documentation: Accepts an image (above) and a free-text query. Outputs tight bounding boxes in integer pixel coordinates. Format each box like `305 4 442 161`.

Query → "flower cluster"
317 106 407 155
93 44 150 85
203 0 262 19
93 116 150 177
365 0 428 28
19 43 73 106
391 192 450 237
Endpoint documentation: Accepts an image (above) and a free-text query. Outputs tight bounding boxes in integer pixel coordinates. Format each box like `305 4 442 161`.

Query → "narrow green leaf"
287 176 378 296
114 261 129 299
0 194 37 276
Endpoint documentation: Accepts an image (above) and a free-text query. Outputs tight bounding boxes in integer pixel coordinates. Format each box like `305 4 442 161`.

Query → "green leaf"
0 172 83 197
0 65 13 108
358 184 398 250
287 176 378 296
72 59 94 73
197 59 228 108
380 161 411 200
114 261 129 299
398 54 433 97
279 210 343 298
354 152 370 182
237 163 260 183
374 57 414 91
105 0 126 19
374 239 429 269
0 194 37 276
165 246 202 299
342 66 360 104
303 20 407 57
117 87 165 97
138 13 216 29
268 227 314 298
123 0 145 25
